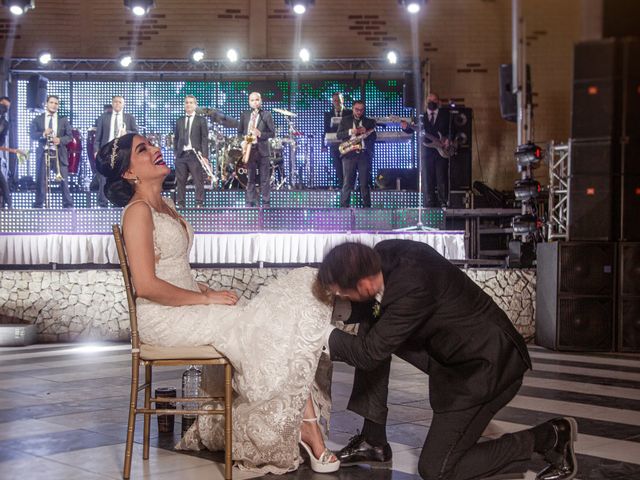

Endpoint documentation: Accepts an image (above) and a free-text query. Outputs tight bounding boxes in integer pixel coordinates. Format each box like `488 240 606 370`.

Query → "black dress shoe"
536 417 578 480
337 433 392 468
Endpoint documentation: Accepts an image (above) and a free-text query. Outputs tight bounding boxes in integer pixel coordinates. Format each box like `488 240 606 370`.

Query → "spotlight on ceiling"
124 0 155 16
190 48 205 63
119 54 133 68
398 0 425 14
226 48 239 63
37 51 52 65
299 48 310 63
3 0 35 16
387 51 398 64
285 0 314 15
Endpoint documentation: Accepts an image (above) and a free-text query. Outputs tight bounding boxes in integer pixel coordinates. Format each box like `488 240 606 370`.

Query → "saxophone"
338 129 375 156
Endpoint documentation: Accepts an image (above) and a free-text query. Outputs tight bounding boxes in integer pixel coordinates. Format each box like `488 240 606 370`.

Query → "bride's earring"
134 176 140 185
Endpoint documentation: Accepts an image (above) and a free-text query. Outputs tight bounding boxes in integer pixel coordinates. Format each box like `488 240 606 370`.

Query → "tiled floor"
1 343 639 479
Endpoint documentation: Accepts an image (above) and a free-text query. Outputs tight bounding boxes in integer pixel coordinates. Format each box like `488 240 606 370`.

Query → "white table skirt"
0 232 465 265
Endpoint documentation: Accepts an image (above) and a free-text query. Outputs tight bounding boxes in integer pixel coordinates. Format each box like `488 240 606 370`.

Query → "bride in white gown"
96 133 339 474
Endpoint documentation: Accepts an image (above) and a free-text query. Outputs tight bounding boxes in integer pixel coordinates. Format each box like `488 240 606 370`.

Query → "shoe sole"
340 460 392 469
565 417 579 480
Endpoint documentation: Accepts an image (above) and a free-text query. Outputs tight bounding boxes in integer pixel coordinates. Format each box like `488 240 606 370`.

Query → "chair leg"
224 362 233 480
123 355 140 480
143 364 152 460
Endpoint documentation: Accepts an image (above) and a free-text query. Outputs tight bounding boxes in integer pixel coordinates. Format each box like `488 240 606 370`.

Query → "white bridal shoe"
299 417 341 473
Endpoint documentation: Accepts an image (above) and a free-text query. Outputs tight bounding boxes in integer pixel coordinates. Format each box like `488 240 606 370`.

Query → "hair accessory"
110 136 120 169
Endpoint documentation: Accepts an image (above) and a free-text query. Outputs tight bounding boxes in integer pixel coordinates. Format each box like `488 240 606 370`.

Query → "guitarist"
0 96 12 209
402 92 451 208
337 100 377 208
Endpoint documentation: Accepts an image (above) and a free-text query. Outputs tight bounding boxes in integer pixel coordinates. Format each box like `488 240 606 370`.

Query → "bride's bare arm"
123 202 236 306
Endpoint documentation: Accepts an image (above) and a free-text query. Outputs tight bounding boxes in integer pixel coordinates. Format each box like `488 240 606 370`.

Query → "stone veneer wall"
0 268 535 343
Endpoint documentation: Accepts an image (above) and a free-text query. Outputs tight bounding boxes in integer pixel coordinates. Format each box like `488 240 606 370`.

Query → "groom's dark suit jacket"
328 239 532 413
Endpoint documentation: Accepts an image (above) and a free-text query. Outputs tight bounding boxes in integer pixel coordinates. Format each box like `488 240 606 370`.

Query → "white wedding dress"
123 198 333 474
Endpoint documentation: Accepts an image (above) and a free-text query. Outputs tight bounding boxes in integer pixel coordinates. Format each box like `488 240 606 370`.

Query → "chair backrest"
112 224 141 351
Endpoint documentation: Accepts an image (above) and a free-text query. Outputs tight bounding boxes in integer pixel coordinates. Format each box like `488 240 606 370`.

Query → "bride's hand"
204 289 239 305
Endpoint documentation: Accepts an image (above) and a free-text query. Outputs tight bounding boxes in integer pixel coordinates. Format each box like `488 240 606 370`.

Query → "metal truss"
547 140 570 241
8 57 412 77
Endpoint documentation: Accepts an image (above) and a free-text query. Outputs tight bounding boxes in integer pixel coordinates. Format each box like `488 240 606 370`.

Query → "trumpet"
46 132 63 182
241 134 255 164
195 150 216 186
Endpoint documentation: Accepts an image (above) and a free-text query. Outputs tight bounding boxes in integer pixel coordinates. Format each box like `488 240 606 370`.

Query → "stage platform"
0 191 465 266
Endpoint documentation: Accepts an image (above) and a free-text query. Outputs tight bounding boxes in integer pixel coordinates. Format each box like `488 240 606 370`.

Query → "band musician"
402 92 451 208
173 95 209 208
336 100 376 208
238 92 275 207
93 95 138 207
323 92 352 189
0 96 12 209
29 95 74 209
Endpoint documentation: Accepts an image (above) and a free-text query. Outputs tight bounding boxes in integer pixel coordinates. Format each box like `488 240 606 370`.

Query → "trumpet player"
336 100 376 208
173 95 209 208
238 92 275 207
93 95 138 207
29 95 74 208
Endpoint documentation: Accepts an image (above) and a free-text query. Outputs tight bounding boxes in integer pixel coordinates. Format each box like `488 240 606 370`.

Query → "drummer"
93 96 138 207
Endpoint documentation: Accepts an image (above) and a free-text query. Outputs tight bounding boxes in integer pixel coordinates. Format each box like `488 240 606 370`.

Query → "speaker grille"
559 244 614 295
558 297 614 350
620 243 640 295
620 298 640 352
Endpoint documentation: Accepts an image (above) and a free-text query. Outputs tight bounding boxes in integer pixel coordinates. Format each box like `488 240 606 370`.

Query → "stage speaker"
568 174 615 241
499 64 532 123
26 74 48 111
449 107 472 191
403 72 416 109
376 168 417 190
618 242 640 352
450 149 472 191
536 242 615 351
622 175 640 240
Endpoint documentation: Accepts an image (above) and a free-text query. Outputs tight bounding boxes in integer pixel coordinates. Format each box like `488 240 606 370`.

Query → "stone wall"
0 267 535 343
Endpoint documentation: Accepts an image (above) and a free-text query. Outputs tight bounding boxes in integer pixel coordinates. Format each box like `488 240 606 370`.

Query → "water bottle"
181 364 202 436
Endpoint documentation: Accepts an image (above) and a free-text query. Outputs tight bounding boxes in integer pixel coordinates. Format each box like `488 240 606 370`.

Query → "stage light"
226 48 239 63
398 0 424 14
299 48 310 63
37 51 52 65
190 48 205 63
119 55 133 67
512 214 540 235
3 0 34 15
387 51 398 64
515 142 544 169
514 178 541 201
124 0 154 16
285 0 314 15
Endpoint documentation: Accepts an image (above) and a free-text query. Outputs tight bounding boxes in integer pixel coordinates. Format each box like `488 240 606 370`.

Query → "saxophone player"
336 100 376 208
29 95 74 208
173 95 209 208
238 92 275 207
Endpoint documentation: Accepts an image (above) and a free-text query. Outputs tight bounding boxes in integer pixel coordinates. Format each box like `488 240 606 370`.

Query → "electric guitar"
385 115 457 158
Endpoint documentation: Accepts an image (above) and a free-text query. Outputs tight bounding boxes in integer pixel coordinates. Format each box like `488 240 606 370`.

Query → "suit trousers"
0 156 11 207
96 172 109 206
34 151 73 207
424 149 449 207
329 145 344 188
246 147 271 206
341 151 371 208
175 150 205 206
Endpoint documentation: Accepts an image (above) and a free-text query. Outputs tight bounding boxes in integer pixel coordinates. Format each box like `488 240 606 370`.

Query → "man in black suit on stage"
323 92 352 189
29 95 74 208
0 96 12 209
316 240 578 480
238 91 275 207
402 92 451 207
173 95 209 208
336 100 376 208
93 95 138 207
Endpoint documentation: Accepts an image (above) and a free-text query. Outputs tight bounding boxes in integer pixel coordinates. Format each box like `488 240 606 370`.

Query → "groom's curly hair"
314 242 381 303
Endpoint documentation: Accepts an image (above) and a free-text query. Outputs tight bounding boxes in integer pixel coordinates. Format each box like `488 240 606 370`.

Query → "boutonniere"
372 301 381 319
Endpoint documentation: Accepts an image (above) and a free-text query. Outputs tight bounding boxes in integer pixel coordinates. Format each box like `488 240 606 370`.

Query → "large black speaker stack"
569 38 640 242
536 37 640 352
449 107 473 191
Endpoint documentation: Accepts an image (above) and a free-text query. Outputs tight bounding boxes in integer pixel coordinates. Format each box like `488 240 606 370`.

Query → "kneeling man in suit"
316 240 578 480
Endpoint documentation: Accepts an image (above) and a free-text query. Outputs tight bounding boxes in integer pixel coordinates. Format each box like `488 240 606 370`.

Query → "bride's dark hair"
95 133 137 207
